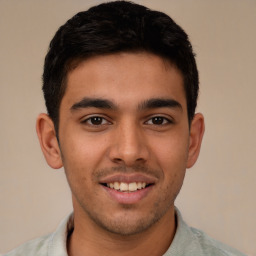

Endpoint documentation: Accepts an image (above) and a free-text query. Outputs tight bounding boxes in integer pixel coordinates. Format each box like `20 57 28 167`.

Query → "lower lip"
101 185 153 204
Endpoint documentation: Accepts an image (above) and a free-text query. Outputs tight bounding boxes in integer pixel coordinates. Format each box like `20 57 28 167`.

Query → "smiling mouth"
102 182 153 192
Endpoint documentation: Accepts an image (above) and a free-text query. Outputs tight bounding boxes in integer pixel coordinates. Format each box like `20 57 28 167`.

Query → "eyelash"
81 115 173 127
144 116 172 126
81 116 111 126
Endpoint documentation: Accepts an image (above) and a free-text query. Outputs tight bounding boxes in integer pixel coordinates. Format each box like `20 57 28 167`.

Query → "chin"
88 208 169 236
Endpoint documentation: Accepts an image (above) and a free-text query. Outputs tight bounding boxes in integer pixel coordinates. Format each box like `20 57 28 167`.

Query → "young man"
5 1 245 256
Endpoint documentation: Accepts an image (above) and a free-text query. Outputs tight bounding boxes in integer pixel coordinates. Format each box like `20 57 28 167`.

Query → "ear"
36 113 63 169
186 113 205 168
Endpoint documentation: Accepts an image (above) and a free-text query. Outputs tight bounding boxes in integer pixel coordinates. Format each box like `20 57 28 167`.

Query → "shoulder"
190 227 246 256
3 213 73 256
165 208 247 256
3 213 74 256
3 234 51 256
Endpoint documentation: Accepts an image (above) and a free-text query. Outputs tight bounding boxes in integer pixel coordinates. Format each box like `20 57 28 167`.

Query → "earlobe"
186 113 205 168
36 113 63 169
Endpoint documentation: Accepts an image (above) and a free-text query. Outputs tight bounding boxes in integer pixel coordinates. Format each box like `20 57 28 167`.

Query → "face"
50 52 202 236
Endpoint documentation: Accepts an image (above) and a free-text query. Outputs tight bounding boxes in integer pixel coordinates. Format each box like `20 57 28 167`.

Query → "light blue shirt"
4 209 246 256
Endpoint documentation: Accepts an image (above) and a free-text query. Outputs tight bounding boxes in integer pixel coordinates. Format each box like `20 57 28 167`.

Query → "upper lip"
99 174 158 184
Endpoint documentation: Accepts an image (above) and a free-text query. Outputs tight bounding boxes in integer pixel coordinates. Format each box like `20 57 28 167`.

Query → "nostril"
113 158 123 163
112 157 146 165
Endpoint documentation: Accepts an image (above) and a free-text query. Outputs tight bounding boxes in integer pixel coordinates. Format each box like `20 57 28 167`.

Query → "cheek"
60 129 107 166
150 132 189 169
149 131 189 194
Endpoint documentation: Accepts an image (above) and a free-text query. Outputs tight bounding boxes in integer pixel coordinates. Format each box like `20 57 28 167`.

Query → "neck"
67 207 176 256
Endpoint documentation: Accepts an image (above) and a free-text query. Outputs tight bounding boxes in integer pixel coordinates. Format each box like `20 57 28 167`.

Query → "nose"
108 121 149 166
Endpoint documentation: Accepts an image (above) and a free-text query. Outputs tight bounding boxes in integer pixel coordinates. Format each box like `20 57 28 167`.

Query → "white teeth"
107 182 148 192
128 182 137 192
120 182 129 191
114 182 120 190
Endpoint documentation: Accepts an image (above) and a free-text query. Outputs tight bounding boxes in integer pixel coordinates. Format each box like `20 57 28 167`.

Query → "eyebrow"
138 98 182 111
71 97 116 111
70 97 182 112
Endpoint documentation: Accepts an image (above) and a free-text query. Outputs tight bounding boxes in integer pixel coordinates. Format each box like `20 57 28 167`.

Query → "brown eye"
146 116 171 125
90 117 104 125
152 117 165 125
82 116 109 126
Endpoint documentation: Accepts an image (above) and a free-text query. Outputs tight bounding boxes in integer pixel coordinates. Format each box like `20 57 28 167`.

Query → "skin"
36 52 204 256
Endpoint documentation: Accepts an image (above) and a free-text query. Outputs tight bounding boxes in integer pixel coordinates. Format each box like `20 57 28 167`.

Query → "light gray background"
1 0 255 255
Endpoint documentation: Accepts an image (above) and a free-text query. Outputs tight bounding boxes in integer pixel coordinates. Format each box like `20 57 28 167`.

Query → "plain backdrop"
0 0 255 255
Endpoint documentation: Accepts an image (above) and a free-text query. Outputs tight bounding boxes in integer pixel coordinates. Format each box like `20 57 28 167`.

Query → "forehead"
62 52 186 110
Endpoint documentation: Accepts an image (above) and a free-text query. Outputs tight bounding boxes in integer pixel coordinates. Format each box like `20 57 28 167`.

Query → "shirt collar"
163 208 202 255
47 208 196 256
47 213 73 256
